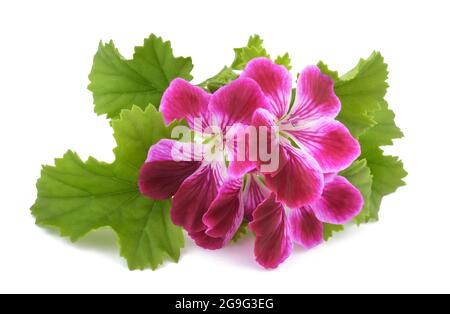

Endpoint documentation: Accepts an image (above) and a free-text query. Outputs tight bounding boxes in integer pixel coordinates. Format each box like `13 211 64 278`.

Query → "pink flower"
249 174 363 269
239 58 363 268
243 58 361 208
139 57 364 269
138 77 271 249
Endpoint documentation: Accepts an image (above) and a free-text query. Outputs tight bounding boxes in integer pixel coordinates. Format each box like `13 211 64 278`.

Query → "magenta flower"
138 77 271 249
240 58 363 268
139 57 363 269
243 58 361 208
249 174 363 268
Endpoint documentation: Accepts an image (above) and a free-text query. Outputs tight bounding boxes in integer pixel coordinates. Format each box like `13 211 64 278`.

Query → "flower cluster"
139 57 363 268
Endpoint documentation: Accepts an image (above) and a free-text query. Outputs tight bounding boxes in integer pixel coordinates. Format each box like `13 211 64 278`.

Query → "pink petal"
171 161 227 233
285 120 360 173
145 139 204 162
209 78 270 130
249 193 293 269
289 66 341 123
252 107 277 128
264 145 324 208
251 108 289 174
289 206 324 249
241 58 292 119
160 78 211 130
138 139 202 200
241 174 270 221
228 158 257 179
312 175 363 224
225 124 257 178
189 230 226 250
203 178 244 243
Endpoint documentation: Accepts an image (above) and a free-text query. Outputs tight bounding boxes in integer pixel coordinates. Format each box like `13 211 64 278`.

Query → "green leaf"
200 35 291 94
111 104 171 181
340 159 373 224
32 105 185 270
318 52 389 137
319 51 406 238
32 151 132 241
323 223 344 241
361 148 407 221
111 197 184 270
231 221 249 243
198 66 239 93
275 53 292 70
88 35 193 119
359 100 404 148
317 61 339 81
231 35 270 70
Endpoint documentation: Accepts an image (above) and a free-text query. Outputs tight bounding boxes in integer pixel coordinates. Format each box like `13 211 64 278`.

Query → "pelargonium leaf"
359 100 404 149
323 224 344 241
202 35 292 93
198 66 239 93
32 105 185 270
318 52 388 137
274 53 292 70
231 35 270 70
88 35 193 119
361 148 407 221
231 221 249 243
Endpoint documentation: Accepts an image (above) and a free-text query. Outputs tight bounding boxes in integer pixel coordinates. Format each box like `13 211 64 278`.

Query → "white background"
1 0 449 294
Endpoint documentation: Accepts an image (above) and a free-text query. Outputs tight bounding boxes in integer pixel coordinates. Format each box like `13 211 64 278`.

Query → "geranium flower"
139 58 363 269
138 77 271 248
249 174 363 268
238 58 363 268
242 58 361 208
